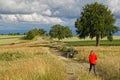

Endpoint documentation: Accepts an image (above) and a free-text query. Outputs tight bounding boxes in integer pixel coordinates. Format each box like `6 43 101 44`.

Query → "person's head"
90 50 94 54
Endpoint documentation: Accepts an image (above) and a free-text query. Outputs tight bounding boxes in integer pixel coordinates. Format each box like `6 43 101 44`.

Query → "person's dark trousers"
89 63 97 75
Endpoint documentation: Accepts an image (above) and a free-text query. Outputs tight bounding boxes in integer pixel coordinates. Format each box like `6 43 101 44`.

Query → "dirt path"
28 37 94 80
64 59 89 80
49 49 89 80
23 37 99 80
29 37 91 80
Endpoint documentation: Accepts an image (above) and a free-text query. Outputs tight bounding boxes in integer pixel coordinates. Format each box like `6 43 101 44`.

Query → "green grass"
0 35 24 38
0 35 25 45
65 40 120 46
52 36 120 46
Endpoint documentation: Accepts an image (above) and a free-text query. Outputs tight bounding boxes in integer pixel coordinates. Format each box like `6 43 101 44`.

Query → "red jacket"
89 53 98 64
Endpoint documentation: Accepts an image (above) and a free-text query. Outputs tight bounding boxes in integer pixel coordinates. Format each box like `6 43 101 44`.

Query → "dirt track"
49 49 90 80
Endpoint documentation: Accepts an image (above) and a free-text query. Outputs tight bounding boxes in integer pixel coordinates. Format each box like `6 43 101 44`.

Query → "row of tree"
1 33 21 35
25 24 72 40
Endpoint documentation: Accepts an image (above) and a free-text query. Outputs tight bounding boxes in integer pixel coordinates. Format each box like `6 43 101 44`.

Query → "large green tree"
49 24 72 40
75 2 119 46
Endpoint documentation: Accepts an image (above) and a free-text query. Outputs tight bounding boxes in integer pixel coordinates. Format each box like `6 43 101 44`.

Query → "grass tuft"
0 51 26 61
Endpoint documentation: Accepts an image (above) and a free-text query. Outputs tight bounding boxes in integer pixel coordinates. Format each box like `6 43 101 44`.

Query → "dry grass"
0 35 120 80
0 45 66 80
75 46 120 80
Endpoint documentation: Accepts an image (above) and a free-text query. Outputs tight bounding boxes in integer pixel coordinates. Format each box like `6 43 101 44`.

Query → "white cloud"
42 9 52 16
107 0 120 14
0 0 81 17
0 13 63 24
0 0 120 30
0 0 50 14
0 0 80 24
0 0 116 17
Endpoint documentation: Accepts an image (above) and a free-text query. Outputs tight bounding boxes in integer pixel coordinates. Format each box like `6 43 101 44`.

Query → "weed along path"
49 48 100 80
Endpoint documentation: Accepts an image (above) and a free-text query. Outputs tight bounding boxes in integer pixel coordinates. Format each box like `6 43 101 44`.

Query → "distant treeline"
0 32 25 35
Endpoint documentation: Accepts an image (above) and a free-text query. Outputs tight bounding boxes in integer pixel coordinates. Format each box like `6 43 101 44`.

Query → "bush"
25 29 39 40
25 28 46 40
59 46 68 52
57 46 75 53
67 47 74 52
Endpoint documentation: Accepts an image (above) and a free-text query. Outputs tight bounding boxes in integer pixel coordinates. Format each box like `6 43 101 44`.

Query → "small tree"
49 24 72 40
75 2 119 46
25 28 46 40
26 29 39 39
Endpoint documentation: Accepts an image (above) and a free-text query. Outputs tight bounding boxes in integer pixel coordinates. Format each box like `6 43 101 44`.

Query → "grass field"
53 36 120 42
0 35 25 45
62 36 120 46
65 40 120 46
0 46 66 80
74 46 120 80
53 36 120 80
0 35 119 80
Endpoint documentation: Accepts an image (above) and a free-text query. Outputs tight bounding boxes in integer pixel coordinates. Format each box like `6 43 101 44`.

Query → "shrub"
25 28 46 40
67 47 74 52
59 46 68 52
25 29 39 40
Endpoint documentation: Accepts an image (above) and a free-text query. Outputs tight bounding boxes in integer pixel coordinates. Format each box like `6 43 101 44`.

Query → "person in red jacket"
89 50 98 75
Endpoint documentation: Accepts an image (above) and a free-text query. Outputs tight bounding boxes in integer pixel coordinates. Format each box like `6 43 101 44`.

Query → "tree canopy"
75 2 119 46
25 28 46 40
49 24 72 40
38 29 46 36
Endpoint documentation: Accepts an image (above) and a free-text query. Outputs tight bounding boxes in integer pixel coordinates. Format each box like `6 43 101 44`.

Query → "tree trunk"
96 34 100 46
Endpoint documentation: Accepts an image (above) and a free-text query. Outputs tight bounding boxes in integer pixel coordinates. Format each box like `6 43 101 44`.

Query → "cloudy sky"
0 0 120 33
